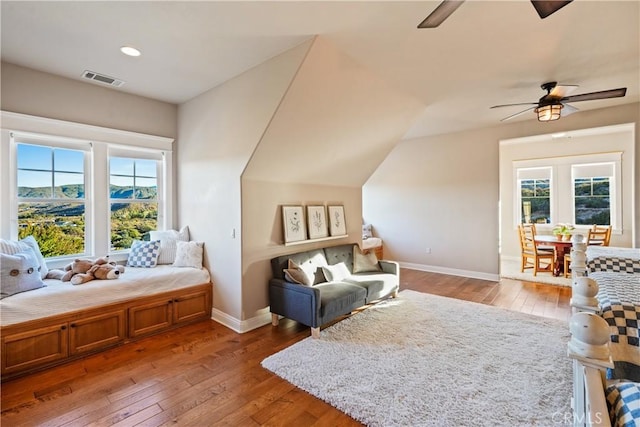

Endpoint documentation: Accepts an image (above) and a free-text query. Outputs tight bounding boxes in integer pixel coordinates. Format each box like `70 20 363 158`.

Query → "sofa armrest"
268 278 322 328
379 260 399 276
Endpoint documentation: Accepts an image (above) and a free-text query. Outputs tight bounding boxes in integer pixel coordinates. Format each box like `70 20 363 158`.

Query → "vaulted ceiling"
1 1 638 139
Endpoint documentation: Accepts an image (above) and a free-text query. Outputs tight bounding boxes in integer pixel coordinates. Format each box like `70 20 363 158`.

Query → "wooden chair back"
588 225 612 246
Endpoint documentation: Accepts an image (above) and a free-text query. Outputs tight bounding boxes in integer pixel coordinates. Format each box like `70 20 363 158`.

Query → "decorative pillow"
0 237 49 280
283 259 316 286
150 226 190 265
173 241 204 269
353 245 382 273
127 240 161 268
605 382 640 427
322 262 351 282
362 223 373 240
1 249 46 299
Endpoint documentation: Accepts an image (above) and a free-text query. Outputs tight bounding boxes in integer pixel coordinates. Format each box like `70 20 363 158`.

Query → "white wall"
364 102 639 279
177 41 311 322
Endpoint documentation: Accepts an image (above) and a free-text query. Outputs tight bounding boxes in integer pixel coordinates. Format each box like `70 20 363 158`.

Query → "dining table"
534 235 573 277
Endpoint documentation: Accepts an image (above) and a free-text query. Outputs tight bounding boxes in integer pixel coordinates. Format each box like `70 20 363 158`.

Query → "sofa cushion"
271 249 328 281
316 282 366 317
321 262 351 282
323 244 356 272
353 245 382 273
348 272 399 301
345 278 384 300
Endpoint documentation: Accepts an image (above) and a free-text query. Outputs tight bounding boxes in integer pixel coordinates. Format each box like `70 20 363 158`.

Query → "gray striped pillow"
149 226 190 265
0 237 49 279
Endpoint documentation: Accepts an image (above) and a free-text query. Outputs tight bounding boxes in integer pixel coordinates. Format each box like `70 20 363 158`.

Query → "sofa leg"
392 290 399 298
311 327 320 339
271 313 279 326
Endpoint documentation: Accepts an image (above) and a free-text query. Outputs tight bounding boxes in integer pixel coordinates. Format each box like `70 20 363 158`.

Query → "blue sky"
17 144 157 189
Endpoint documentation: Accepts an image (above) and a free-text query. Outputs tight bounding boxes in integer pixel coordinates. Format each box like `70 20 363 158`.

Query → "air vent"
81 70 125 87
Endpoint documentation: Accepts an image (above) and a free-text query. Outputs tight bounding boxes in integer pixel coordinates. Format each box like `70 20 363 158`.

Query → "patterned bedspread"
587 246 640 274
589 272 640 383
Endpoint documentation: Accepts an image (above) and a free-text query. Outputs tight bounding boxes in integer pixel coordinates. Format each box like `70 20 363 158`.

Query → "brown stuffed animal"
71 262 124 285
47 256 110 282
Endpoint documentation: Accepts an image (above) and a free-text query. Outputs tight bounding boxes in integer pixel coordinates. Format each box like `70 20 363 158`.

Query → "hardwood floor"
1 269 571 427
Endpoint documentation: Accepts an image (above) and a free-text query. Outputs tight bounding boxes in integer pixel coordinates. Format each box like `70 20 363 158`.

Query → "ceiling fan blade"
490 102 538 109
418 0 465 28
549 84 579 99
530 0 573 19
562 88 627 103
560 103 579 117
500 106 537 122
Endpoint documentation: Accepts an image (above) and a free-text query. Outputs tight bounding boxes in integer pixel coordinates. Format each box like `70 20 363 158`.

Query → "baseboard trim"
211 308 272 334
400 262 500 282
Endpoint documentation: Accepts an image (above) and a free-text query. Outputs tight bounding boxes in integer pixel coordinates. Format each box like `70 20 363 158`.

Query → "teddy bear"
71 262 125 285
46 256 110 282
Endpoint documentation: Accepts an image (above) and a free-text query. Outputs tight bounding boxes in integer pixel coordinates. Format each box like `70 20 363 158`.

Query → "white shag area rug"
262 290 573 427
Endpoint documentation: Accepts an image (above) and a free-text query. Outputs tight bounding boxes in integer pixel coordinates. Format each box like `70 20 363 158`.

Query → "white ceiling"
1 1 638 139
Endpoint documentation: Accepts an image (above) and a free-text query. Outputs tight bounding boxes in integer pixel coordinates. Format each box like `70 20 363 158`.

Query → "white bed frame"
568 235 614 427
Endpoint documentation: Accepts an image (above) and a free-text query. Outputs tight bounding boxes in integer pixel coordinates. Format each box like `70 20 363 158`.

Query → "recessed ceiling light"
120 46 141 57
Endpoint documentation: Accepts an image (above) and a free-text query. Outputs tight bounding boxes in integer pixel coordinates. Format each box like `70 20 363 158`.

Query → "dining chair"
564 254 572 278
588 225 612 246
518 224 554 275
521 223 554 253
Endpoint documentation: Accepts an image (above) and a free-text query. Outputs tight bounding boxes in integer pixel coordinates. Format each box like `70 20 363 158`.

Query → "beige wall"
1 62 177 138
241 180 360 320
364 102 639 279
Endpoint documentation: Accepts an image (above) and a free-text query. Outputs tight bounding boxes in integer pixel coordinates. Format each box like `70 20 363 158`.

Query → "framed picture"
306 205 328 239
328 205 346 236
282 206 306 243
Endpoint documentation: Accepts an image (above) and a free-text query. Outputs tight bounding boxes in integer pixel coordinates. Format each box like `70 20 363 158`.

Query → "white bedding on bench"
0 265 211 327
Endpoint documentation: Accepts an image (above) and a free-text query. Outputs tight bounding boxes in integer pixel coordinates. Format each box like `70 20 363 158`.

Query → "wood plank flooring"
1 269 571 427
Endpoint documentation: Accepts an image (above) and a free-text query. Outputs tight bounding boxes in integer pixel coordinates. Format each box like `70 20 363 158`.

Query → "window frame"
513 152 622 234
2 112 174 268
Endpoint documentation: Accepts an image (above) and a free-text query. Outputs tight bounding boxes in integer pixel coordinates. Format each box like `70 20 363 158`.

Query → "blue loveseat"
269 243 399 337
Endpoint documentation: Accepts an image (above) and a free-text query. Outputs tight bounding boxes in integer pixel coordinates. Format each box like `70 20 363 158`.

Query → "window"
16 143 88 257
572 163 614 226
513 153 622 231
109 157 159 250
5 117 173 264
517 167 551 224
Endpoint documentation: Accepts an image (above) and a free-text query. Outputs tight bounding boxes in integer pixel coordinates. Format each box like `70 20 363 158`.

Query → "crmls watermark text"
552 411 606 425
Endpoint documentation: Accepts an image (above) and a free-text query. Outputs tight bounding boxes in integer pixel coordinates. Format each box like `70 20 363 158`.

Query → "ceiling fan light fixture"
535 104 563 122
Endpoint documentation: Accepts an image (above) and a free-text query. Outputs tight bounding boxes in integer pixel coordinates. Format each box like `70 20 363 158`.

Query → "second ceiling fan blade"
500 106 537 122
418 0 465 28
562 88 627 103
530 0 573 19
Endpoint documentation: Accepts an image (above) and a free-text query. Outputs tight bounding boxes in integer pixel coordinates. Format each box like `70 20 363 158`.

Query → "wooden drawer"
69 310 126 355
128 298 172 338
173 290 209 324
2 323 68 375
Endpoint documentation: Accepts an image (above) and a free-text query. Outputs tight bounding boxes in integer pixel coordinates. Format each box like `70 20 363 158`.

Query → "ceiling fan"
490 82 627 122
418 0 572 28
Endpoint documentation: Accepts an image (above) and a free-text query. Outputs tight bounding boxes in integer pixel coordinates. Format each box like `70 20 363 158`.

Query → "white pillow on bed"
0 236 48 280
0 248 46 299
149 226 190 265
173 241 203 269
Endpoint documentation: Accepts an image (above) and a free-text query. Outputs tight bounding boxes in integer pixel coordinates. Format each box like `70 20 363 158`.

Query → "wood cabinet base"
1 283 212 381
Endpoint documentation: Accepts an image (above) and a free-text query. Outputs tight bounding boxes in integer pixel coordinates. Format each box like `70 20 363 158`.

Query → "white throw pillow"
173 241 204 269
0 237 48 280
1 248 46 299
150 226 190 265
322 262 351 282
362 223 373 239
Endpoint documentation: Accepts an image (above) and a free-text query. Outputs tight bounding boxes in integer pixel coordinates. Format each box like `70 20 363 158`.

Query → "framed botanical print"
328 205 346 236
306 205 328 239
282 206 306 243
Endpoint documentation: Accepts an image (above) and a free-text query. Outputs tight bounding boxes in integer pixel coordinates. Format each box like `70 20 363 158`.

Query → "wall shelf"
284 234 348 247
